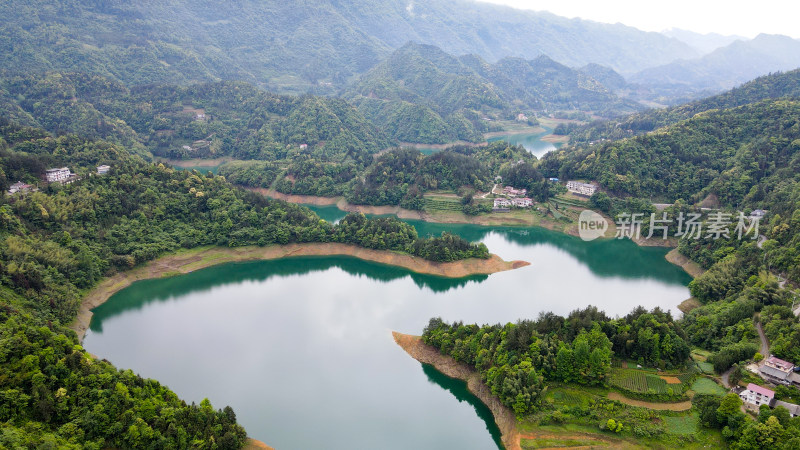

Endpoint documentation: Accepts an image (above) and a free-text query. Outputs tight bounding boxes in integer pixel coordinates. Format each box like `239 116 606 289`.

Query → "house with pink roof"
739 383 774 407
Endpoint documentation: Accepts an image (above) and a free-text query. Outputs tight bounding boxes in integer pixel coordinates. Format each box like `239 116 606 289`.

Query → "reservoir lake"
83 207 691 449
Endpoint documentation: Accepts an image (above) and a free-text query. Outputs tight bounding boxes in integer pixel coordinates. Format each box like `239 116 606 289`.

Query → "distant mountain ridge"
0 0 697 93
630 34 800 95
661 28 746 55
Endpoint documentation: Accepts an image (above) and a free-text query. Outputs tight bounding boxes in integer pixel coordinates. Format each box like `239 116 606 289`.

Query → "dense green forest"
345 43 640 143
0 72 390 161
0 117 490 447
543 99 800 203
423 306 689 415
0 0 696 93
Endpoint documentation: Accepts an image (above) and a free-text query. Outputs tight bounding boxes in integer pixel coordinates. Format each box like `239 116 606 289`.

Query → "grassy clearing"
690 377 727 396
522 436 610 448
663 412 699 434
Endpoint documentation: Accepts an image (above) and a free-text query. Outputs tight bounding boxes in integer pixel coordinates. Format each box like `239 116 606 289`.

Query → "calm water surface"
84 210 690 449
487 128 562 158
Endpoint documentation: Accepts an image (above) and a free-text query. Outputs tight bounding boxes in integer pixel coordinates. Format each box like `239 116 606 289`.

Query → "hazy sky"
477 0 800 39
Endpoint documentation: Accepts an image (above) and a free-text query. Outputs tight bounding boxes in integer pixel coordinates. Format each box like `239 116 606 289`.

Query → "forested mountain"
563 69 800 145
0 72 390 161
661 29 745 55
345 43 641 143
0 0 697 93
543 99 800 203
630 34 800 96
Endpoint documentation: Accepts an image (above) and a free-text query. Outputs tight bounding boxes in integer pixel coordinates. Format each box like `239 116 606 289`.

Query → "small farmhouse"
7 181 34 195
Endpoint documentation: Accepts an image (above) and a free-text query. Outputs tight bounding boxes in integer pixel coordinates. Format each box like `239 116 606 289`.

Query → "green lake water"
83 208 691 449
487 128 562 158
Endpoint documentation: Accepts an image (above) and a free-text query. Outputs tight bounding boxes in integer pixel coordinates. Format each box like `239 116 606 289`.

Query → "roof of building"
46 167 69 172
765 356 794 371
760 365 791 381
774 400 800 416
746 383 775 398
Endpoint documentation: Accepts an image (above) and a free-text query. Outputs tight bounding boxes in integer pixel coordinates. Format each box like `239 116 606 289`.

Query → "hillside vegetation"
346 43 641 143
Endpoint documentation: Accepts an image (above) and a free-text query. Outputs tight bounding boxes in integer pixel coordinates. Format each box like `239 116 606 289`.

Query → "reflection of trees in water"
421 363 503 449
90 256 487 331
305 204 690 283
407 220 691 284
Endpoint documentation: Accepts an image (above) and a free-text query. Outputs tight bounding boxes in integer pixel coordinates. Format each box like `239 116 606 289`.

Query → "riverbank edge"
70 243 528 343
392 332 523 450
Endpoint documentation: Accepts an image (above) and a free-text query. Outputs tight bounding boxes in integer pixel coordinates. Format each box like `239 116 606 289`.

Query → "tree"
717 393 743 425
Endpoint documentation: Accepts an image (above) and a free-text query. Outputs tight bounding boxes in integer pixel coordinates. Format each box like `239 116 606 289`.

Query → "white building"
45 167 71 183
511 198 533 208
739 383 775 407
566 180 597 196
97 165 111 175
494 198 511 208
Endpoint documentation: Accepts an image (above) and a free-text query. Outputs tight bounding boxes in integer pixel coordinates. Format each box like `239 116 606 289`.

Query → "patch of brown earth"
659 376 682 384
665 248 706 278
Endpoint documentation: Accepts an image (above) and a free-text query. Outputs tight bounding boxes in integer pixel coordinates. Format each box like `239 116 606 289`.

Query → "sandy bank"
242 439 274 450
392 332 522 450
71 244 527 342
540 134 569 143
665 248 706 278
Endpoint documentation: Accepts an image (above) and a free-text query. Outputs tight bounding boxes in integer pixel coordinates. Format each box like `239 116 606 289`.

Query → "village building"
299 144 308 150
566 180 597 196
45 167 71 183
494 198 511 208
97 165 111 175
739 383 775 408
516 113 528 122
548 177 559 182
760 355 795 385
750 209 768 219
511 197 533 208
502 186 527 198
774 400 800 418
7 181 34 195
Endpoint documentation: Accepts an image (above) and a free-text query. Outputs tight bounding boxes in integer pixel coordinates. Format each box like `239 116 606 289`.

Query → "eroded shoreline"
392 332 522 450
71 243 528 342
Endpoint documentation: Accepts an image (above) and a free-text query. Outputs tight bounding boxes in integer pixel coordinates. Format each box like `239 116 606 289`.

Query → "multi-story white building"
45 167 71 183
511 198 533 208
566 180 597 196
97 165 111 175
739 383 775 407
760 355 795 385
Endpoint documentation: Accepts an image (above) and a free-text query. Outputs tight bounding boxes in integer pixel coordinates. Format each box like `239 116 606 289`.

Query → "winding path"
721 315 770 389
